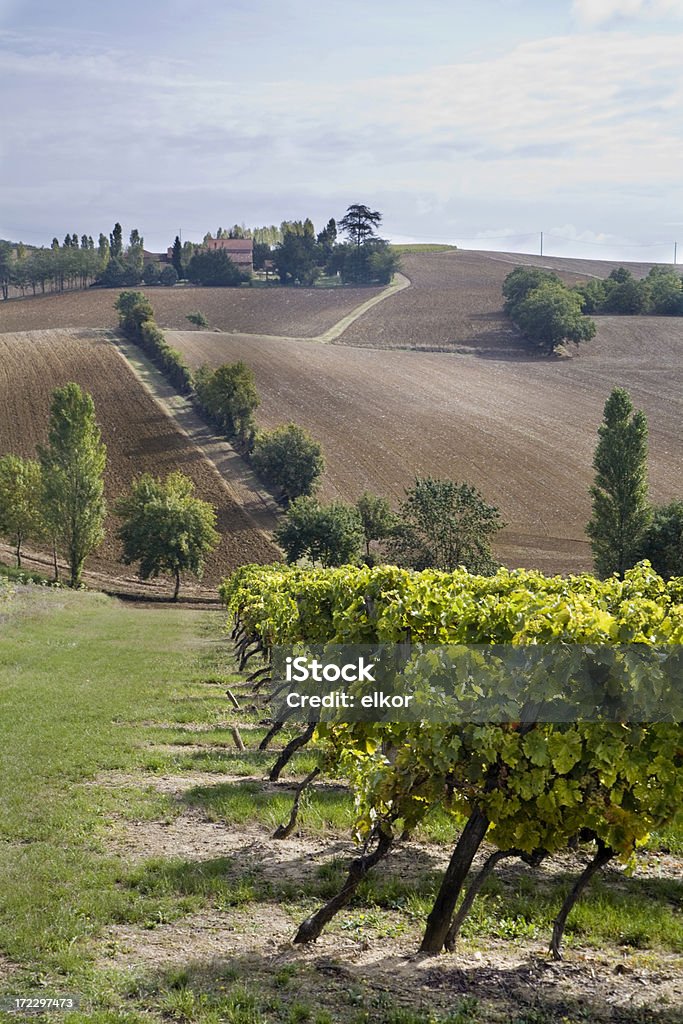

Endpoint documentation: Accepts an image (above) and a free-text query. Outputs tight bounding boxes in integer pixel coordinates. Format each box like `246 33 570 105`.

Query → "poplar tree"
109 222 123 259
586 387 650 577
38 383 107 587
0 455 45 567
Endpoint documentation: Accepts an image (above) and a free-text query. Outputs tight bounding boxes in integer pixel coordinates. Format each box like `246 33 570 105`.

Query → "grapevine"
221 561 683 956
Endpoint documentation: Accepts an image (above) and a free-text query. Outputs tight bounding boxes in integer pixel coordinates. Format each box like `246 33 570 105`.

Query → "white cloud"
2 26 683 249
572 0 683 26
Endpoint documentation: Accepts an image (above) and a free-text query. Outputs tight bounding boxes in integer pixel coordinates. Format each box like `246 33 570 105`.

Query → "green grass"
0 588 219 973
649 808 683 854
0 584 681 1024
183 779 355 834
0 560 53 584
389 243 458 254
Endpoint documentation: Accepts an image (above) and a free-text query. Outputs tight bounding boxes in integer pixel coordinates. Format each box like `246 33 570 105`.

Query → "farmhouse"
201 237 254 274
164 237 254 273
142 248 170 265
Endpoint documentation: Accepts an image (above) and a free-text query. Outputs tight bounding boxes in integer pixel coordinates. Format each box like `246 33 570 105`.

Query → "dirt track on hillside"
0 329 280 593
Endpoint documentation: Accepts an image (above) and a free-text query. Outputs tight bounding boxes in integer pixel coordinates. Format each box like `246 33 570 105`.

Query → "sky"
1 0 682 261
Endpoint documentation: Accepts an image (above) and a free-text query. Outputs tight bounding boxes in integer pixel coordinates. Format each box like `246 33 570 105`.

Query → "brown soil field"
168 314 683 576
0 329 279 593
336 250 665 351
485 249 666 279
0 283 382 338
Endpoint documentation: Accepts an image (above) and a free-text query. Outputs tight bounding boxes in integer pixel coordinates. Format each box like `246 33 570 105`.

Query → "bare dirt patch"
97 767 682 1023
0 953 19 986
0 329 279 591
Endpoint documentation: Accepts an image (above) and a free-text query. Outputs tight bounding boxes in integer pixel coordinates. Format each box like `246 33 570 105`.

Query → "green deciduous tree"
114 290 154 334
97 233 110 269
274 496 364 566
601 270 649 314
355 491 395 559
127 228 144 275
273 230 320 286
586 388 650 578
638 501 683 579
194 361 259 443
186 249 243 286
572 278 608 314
0 455 45 567
647 266 683 315
38 383 107 587
389 476 503 574
143 262 161 285
96 257 141 287
502 267 561 315
336 238 400 285
160 265 178 286
0 240 13 300
116 471 219 600
514 282 596 353
252 424 324 502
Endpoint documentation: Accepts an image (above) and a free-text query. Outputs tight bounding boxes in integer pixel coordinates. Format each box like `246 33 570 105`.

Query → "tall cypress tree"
586 387 650 577
171 235 183 278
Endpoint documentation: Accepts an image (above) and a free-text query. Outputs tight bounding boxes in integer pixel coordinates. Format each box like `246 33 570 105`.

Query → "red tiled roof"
205 238 253 252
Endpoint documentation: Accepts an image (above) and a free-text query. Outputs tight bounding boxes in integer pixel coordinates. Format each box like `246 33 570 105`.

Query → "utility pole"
540 231 544 257
674 241 678 266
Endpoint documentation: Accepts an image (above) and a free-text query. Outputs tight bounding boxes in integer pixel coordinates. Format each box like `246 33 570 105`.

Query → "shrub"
639 502 683 578
252 424 324 502
186 311 209 328
513 281 596 353
159 265 179 287
502 267 561 314
142 262 160 285
97 258 142 288
115 292 193 394
186 249 243 286
193 361 258 442
274 496 364 566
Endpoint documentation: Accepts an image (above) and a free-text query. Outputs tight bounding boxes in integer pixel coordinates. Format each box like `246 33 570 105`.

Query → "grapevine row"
221 562 683 956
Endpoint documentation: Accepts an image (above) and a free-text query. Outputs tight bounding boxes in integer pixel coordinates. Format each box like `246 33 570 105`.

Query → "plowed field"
336 250 664 351
0 329 279 592
0 283 381 337
4 250 681 579
168 314 683 575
